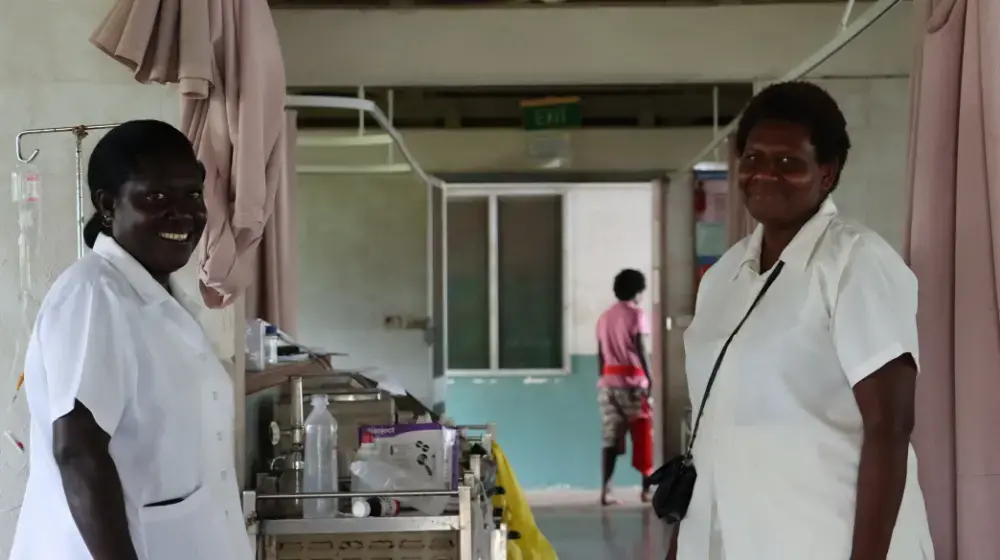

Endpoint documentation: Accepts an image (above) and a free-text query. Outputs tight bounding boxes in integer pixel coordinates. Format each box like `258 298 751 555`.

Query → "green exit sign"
520 97 582 131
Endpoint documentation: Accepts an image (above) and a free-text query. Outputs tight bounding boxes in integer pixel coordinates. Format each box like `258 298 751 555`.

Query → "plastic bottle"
303 394 339 518
264 325 280 365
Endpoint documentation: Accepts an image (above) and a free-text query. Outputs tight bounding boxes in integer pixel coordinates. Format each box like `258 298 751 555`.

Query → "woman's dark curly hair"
735 81 852 192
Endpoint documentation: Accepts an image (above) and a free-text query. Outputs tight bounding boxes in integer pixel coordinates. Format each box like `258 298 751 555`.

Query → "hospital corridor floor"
531 491 670 559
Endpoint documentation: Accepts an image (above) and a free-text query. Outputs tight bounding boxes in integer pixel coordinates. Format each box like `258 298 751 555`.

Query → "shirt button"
217 431 223 441
225 509 230 519
221 469 227 480
212 391 219 400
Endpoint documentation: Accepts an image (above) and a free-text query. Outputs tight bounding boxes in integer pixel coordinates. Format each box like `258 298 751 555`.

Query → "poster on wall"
693 164 729 286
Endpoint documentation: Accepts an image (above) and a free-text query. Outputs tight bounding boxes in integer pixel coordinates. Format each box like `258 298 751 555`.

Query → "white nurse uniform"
679 199 934 560
11 233 252 560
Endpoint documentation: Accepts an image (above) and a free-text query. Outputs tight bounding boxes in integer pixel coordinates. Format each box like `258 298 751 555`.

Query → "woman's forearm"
54 405 139 560
58 453 139 560
850 433 909 560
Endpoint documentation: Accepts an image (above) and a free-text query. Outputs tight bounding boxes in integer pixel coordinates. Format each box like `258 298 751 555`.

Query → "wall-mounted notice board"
693 168 729 288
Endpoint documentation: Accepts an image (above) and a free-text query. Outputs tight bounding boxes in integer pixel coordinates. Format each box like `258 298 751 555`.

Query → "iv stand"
15 123 121 260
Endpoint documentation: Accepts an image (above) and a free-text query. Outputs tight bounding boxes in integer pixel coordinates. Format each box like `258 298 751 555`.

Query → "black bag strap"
684 261 785 461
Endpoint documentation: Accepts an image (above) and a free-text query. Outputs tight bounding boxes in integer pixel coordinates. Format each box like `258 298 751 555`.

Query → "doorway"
442 181 662 493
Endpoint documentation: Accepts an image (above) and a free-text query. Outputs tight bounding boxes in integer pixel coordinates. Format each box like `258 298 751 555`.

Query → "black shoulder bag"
648 261 785 524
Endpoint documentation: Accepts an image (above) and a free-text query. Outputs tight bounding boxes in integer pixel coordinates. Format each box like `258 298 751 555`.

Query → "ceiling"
291 83 753 129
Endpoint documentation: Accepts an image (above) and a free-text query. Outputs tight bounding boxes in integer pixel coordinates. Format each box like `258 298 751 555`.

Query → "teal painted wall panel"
445 354 643 490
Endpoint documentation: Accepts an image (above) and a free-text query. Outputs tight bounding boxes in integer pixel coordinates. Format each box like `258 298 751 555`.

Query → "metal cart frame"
243 421 506 560
243 471 506 560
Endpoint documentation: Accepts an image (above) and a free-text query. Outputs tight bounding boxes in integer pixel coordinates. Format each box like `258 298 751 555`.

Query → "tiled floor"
529 490 671 560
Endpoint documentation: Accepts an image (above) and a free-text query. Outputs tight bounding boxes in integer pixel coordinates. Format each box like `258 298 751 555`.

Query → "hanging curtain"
905 0 1000 558
90 0 287 309
726 132 756 246
245 111 299 336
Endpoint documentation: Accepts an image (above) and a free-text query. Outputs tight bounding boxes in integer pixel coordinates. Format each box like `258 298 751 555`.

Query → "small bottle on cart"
264 325 280 365
351 497 400 518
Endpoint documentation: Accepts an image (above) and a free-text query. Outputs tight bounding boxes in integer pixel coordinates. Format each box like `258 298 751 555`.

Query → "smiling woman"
10 121 252 560
734 81 851 265
661 82 934 560
82 120 208 286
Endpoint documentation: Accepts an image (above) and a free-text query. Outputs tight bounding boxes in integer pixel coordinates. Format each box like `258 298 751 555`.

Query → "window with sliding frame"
445 190 567 376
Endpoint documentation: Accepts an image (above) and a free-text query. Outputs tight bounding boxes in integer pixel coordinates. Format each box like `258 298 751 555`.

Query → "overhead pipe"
672 0 902 180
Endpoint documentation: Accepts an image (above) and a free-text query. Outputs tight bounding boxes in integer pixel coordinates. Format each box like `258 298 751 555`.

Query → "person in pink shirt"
596 269 653 505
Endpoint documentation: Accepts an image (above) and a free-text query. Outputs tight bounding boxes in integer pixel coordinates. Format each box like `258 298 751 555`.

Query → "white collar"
92 234 200 315
734 197 838 279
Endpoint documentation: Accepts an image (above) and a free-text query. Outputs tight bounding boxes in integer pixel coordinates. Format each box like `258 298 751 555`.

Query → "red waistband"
601 364 646 376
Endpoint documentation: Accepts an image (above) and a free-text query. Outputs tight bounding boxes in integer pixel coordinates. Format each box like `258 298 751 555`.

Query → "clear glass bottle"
264 325 280 365
303 394 339 518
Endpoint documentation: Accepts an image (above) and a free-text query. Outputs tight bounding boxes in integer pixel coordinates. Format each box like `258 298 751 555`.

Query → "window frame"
444 184 573 378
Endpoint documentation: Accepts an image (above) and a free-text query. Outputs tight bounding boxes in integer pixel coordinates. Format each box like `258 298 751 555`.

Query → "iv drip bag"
10 163 43 296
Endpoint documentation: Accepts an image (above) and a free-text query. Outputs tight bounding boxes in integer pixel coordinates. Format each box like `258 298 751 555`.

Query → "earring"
102 212 112 227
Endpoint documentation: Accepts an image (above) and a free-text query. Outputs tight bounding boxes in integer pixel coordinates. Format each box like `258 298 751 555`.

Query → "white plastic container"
303 394 339 518
349 444 448 516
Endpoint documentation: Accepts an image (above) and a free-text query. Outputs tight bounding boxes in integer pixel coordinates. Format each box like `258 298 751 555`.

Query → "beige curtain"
245 111 299 337
91 0 288 310
905 1 1000 558
726 132 756 246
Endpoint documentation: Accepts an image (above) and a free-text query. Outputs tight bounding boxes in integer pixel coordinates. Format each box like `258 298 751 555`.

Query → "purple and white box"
358 423 460 490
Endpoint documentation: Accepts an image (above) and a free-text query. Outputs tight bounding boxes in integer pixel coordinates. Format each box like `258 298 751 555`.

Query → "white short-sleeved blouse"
10 234 251 560
679 199 934 560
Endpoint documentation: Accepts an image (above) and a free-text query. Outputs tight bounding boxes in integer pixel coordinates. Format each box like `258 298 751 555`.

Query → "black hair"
83 120 199 248
735 81 852 191
613 269 646 301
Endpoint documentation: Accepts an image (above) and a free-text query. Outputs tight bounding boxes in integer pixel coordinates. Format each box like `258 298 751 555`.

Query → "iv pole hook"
15 131 39 164
14 125 102 164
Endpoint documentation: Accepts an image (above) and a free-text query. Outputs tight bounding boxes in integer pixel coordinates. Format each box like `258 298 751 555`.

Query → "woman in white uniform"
11 120 252 560
666 82 934 560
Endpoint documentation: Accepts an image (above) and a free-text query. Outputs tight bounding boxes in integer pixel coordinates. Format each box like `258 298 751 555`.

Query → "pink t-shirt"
596 301 650 389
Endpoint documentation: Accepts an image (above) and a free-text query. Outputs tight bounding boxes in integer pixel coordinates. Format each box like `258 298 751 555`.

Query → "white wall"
296 173 434 403
568 185 654 355
818 78 910 250
274 3 913 87
0 2 234 554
